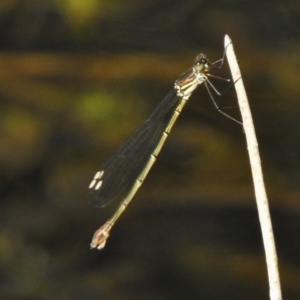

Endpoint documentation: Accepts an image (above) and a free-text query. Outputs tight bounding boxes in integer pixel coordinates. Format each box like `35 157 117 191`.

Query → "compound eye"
196 59 206 66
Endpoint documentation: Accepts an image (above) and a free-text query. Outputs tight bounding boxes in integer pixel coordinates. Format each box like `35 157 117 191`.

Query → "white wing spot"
95 180 103 190
95 170 104 179
89 179 97 189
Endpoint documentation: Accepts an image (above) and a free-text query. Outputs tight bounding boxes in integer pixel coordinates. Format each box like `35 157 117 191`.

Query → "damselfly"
89 51 240 250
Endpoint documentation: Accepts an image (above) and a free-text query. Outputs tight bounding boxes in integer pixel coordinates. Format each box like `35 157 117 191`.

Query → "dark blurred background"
0 1 300 299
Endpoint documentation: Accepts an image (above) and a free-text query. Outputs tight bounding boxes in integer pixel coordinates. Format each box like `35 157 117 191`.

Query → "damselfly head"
194 53 211 72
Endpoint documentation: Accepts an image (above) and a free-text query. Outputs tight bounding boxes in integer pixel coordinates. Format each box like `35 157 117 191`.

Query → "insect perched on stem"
89 51 240 250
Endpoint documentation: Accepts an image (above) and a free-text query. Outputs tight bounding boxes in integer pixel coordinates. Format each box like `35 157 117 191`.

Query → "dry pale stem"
224 34 282 300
